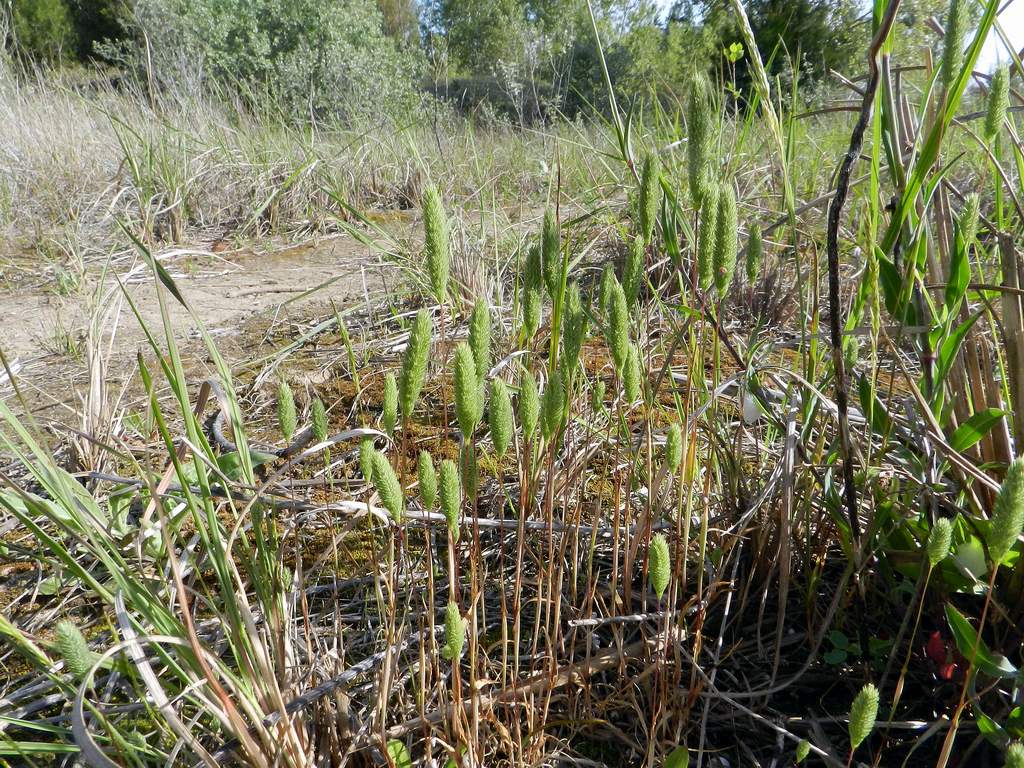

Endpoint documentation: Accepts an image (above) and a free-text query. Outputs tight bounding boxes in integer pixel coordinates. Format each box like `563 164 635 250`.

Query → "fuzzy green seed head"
519 368 540 440
55 620 98 681
649 534 671 600
795 740 810 763
746 224 763 284
714 183 738 298
418 450 437 509
439 458 461 541
399 309 432 417
525 243 543 293
591 378 606 412
606 278 630 374
359 438 374 482
489 378 513 458
687 74 713 206
454 343 483 439
599 263 616 314
371 450 403 524
639 152 660 245
623 235 645 308
460 443 477 496
941 0 968 95
697 184 720 292
665 422 682 474
623 344 642 403
382 373 398 436
848 683 879 751
276 380 297 442
985 65 1011 141
522 287 542 340
443 601 465 661
927 517 954 568
311 398 328 443
423 185 450 304
469 302 491 383
960 193 980 247
1006 743 1024 768
989 457 1024 565
541 369 565 442
561 282 588 382
542 208 560 299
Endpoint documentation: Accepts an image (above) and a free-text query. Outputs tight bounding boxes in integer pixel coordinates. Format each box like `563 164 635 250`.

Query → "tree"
9 0 76 62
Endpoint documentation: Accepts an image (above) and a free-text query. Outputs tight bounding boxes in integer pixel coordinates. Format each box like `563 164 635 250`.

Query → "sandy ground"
0 234 389 421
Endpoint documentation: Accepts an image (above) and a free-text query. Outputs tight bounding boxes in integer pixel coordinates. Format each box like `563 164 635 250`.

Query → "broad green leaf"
217 450 277 481
944 603 1018 678
387 740 412 768
950 409 1006 453
665 746 690 768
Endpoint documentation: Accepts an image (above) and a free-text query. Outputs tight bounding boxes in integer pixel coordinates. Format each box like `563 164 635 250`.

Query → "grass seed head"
639 151 660 245
276 379 297 442
561 282 588 382
649 534 671 599
985 65 1010 141
746 224 763 284
382 372 398 436
795 740 810 763
959 193 980 247
525 242 543 293
606 277 630 374
623 235 644 308
311 398 328 443
55 620 98 681
687 74 713 205
489 378 513 458
697 184 720 292
848 683 879 751
519 368 540 441
469 301 491 383
443 601 465 661
522 287 542 340
591 378 606 412
989 457 1024 565
1006 743 1024 768
541 369 565 442
665 422 682 473
927 517 953 567
439 458 461 541
399 309 432 417
371 450 403 524
940 0 968 95
359 438 374 482
418 450 437 508
423 184 450 304
714 183 738 298
623 343 642 403
542 208 560 299
454 342 482 438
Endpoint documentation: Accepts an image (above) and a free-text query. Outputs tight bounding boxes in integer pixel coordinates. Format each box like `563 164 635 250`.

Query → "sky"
654 0 1024 73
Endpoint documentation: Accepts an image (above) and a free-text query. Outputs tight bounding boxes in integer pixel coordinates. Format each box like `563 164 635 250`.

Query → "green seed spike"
606 277 630 375
460 443 478 497
985 65 1010 141
443 601 466 661
639 152 660 246
423 185 450 304
927 517 953 568
418 450 437 508
469 302 491 383
940 0 968 95
649 534 671 600
623 235 644 308
687 74 713 206
371 450 403 524
542 208 560 300
848 683 879 751
525 243 544 293
276 379 297 442
489 379 513 458
665 422 682 474
382 372 398 436
1006 743 1024 768
599 263 616 315
454 343 482 439
746 224 763 285
561 282 588 383
988 457 1024 565
359 438 374 482
522 287 541 340
713 183 738 298
541 369 565 442
55 620 99 681
519 368 539 440
591 379 606 412
399 309 432 418
697 184 720 292
795 740 810 763
959 193 980 248
623 344 642 403
439 458 461 541
311 398 328 443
